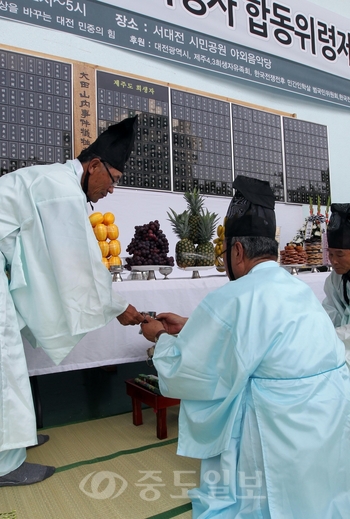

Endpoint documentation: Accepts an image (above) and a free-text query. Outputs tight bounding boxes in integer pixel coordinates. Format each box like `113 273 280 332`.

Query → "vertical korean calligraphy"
73 62 96 157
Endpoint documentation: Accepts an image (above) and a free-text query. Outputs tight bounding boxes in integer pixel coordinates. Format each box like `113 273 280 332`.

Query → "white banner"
105 0 350 80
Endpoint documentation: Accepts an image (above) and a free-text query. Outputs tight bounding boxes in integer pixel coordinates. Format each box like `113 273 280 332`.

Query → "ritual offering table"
125 378 180 439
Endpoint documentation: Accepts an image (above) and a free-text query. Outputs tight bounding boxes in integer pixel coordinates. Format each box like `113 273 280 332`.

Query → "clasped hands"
116 305 188 342
141 312 188 343
117 304 144 326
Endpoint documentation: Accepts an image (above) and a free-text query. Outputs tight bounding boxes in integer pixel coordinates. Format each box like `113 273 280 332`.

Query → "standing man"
141 176 350 519
0 116 144 486
322 203 350 367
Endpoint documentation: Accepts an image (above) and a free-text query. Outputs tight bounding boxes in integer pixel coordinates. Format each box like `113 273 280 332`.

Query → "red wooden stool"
125 379 180 439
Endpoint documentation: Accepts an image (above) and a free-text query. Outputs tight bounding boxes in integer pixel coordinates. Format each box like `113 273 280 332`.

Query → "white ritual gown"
323 270 350 368
154 261 350 518
0 161 128 450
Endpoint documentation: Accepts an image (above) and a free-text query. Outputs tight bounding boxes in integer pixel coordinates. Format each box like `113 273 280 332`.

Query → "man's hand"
117 305 145 326
140 315 165 343
155 312 188 335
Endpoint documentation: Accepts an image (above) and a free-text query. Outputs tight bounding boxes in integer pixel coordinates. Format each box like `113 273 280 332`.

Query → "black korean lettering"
274 28 292 45
228 0 238 27
322 47 337 61
246 0 270 38
270 3 293 29
317 22 337 61
245 0 270 19
248 19 268 38
207 0 237 27
208 0 227 8
183 0 207 15
336 31 350 64
294 14 316 54
208 0 237 10
317 22 336 46
270 3 293 45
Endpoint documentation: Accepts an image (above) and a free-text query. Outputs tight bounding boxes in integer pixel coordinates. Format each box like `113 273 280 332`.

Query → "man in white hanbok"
322 203 350 368
141 176 350 518
0 116 144 486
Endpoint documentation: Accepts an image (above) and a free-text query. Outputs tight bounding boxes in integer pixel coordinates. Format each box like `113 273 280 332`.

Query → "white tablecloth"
25 270 330 376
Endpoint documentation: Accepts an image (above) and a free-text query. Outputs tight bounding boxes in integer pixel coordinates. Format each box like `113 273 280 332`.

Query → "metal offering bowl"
159 266 173 279
109 265 124 282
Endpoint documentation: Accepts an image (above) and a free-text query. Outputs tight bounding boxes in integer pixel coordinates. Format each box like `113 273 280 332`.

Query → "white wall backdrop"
0 0 349 264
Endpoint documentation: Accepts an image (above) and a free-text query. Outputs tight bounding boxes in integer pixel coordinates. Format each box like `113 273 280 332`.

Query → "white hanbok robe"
0 161 128 451
154 261 350 518
323 270 350 368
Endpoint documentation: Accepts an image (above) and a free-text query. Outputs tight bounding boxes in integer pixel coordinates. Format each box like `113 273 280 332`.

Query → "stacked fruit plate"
167 188 220 276
89 211 122 270
124 220 174 279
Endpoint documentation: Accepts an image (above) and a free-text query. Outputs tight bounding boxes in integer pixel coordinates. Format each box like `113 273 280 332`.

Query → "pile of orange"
214 218 226 273
89 211 122 269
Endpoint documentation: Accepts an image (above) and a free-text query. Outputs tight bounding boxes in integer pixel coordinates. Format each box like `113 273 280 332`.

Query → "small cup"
142 311 156 318
131 271 143 280
139 311 157 334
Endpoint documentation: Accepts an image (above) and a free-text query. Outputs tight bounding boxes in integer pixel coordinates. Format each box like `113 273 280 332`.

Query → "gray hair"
230 236 278 260
77 149 101 164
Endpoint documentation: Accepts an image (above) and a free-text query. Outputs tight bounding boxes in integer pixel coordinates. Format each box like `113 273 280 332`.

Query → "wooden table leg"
156 408 167 439
125 379 180 439
132 397 143 426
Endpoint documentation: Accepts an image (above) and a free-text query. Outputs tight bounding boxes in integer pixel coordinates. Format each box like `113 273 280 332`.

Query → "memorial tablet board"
96 70 171 191
283 117 330 205
171 89 233 196
0 49 72 176
0 45 331 206
231 104 284 201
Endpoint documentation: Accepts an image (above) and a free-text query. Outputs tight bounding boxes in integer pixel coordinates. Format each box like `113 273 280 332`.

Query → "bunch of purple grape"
125 220 174 269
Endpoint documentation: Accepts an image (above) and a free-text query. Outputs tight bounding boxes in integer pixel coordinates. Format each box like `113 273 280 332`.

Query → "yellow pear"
103 212 115 225
109 255 122 266
89 212 104 227
98 240 109 258
109 239 121 257
94 223 108 241
107 224 119 240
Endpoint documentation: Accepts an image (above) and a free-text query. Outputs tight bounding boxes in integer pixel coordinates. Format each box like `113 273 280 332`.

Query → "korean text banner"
1 0 349 108
106 0 350 81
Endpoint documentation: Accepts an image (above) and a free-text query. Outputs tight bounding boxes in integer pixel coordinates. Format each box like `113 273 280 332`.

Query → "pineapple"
184 187 205 244
167 209 196 268
195 210 220 266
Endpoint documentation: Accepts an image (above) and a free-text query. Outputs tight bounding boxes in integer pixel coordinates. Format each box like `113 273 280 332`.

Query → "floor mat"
0 408 199 519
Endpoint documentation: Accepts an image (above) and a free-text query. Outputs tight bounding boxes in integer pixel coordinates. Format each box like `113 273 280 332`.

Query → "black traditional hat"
327 204 350 249
88 116 138 172
225 175 276 239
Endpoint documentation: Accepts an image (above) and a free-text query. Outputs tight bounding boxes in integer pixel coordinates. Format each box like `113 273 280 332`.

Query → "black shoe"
0 462 55 487
27 434 50 449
